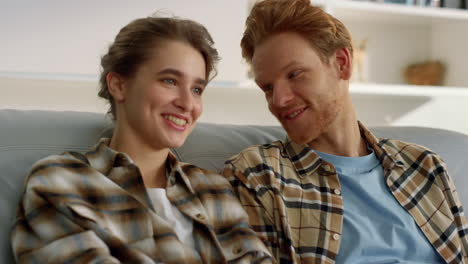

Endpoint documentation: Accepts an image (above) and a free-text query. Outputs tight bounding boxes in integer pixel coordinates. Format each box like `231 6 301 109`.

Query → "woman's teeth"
164 115 187 126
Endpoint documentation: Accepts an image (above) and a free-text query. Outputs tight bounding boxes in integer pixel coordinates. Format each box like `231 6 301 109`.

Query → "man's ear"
334 47 352 81
106 72 126 102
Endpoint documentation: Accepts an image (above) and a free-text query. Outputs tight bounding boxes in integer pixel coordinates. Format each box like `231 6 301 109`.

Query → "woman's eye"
192 87 203 95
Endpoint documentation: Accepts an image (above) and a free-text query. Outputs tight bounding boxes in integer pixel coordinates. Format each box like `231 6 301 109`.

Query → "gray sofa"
1 109 467 264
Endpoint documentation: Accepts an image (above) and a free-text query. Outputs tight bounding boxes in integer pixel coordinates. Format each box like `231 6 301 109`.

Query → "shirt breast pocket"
66 203 153 243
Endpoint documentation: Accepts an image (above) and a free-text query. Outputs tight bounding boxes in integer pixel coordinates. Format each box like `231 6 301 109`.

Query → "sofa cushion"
0 110 112 263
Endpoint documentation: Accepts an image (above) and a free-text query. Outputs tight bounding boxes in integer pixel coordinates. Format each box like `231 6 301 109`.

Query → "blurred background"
1 0 467 134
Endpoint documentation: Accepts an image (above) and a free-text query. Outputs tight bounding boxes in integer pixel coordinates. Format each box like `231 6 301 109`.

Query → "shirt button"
232 245 243 254
334 189 341 195
323 165 332 171
332 234 341 240
195 213 205 220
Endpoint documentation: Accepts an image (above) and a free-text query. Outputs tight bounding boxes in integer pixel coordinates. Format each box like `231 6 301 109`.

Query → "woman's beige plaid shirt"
11 138 273 264
223 123 468 264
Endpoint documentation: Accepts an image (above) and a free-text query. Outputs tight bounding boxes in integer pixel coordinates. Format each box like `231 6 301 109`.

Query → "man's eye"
288 70 301 79
163 79 176 85
192 87 203 95
262 84 273 93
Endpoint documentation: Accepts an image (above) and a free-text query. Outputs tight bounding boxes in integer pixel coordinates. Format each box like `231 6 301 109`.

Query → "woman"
11 16 272 263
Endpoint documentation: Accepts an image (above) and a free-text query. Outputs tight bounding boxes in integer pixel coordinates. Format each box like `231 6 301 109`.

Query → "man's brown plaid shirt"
223 123 468 264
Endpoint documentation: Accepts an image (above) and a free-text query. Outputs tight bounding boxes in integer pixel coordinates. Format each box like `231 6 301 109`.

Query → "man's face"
252 32 348 144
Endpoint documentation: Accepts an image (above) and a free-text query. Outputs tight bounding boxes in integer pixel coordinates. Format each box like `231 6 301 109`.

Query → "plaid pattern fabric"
223 122 468 264
12 138 273 264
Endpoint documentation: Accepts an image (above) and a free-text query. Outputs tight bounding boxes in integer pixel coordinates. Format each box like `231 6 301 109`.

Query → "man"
222 0 468 263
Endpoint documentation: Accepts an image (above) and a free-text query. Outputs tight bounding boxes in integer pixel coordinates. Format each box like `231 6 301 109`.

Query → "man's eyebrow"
255 61 301 85
157 68 207 86
280 61 301 72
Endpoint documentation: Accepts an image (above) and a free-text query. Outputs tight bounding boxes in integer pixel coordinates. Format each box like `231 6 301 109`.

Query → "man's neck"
307 102 368 157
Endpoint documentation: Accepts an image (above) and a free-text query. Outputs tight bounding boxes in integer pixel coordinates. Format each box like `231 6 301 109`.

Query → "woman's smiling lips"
162 113 189 131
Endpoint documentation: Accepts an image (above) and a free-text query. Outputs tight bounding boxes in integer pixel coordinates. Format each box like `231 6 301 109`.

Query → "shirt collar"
358 121 405 170
165 150 196 194
84 138 124 175
85 138 195 194
283 121 405 177
283 138 323 178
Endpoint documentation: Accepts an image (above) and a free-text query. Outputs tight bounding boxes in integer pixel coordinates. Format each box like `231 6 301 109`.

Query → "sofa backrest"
1 109 467 264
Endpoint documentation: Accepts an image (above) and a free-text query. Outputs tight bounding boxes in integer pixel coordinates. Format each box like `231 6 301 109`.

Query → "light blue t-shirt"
315 149 445 264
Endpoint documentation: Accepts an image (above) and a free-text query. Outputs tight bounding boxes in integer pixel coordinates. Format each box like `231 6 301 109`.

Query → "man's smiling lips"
282 107 308 120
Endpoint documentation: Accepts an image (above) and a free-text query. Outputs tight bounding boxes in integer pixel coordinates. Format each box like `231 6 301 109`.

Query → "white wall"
0 0 249 82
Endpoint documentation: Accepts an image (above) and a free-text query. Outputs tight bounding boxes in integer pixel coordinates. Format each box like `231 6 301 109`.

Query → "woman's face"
116 40 207 151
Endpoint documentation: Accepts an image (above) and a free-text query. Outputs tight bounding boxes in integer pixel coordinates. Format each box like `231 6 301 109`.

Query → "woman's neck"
110 126 169 189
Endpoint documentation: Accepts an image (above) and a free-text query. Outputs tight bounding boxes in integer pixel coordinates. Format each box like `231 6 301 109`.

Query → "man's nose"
271 83 294 108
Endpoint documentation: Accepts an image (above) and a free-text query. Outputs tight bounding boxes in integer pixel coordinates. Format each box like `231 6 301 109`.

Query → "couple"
11 0 468 263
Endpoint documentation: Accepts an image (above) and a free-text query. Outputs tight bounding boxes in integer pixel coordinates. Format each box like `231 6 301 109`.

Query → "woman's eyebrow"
157 68 207 86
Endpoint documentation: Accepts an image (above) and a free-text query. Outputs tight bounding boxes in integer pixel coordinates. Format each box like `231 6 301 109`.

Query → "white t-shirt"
146 188 194 248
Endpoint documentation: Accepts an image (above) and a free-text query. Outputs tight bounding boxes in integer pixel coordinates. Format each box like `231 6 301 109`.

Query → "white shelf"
217 80 468 97
4 72 468 98
313 0 468 25
350 83 468 96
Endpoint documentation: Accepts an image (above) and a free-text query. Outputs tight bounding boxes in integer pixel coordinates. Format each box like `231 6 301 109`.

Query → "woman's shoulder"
30 151 90 176
23 151 96 194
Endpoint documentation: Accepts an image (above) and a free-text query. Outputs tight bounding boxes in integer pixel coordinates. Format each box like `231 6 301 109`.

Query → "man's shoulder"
378 137 444 165
225 140 286 167
179 161 232 186
223 140 289 192
380 137 435 153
